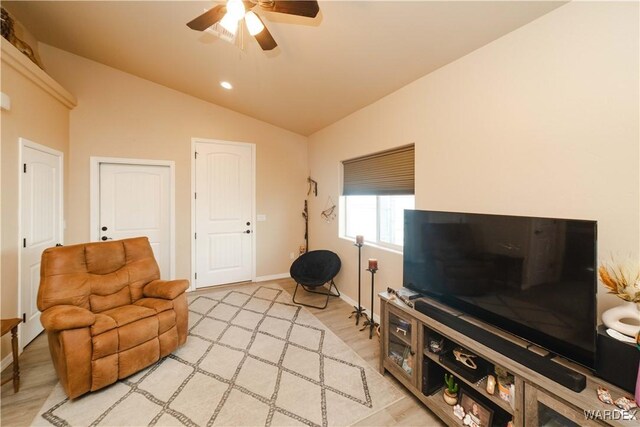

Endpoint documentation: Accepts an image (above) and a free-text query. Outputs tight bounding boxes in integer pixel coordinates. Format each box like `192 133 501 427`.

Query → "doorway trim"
17 137 64 352
89 156 176 279
191 138 257 291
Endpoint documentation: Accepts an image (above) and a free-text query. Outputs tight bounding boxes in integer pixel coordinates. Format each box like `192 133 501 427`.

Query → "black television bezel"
402 209 598 369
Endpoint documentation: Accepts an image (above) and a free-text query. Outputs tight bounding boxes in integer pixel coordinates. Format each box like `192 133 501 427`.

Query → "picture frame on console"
458 390 494 427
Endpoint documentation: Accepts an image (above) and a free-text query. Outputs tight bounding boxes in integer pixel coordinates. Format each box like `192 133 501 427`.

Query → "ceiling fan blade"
253 21 277 51
269 1 319 18
187 5 227 31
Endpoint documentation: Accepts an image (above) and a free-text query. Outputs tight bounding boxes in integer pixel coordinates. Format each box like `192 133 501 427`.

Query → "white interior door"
20 141 63 347
99 163 171 278
194 141 254 288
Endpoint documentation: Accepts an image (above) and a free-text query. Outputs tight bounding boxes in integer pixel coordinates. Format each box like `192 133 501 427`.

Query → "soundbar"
414 299 587 392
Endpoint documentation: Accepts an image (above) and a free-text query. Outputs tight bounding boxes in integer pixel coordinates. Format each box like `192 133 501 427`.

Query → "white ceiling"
5 1 565 135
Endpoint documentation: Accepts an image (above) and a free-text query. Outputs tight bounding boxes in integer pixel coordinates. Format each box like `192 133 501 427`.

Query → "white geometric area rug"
33 284 403 426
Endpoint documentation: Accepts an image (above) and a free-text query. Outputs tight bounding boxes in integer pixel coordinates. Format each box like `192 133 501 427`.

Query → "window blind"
342 144 415 196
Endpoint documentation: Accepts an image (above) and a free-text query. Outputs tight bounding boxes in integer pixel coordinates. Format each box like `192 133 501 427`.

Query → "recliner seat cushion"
102 305 155 327
134 297 173 314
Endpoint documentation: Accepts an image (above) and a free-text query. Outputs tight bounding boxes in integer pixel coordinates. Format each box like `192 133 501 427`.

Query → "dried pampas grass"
599 257 640 303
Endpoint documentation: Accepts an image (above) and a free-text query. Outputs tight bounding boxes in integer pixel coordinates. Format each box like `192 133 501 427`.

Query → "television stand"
379 292 636 427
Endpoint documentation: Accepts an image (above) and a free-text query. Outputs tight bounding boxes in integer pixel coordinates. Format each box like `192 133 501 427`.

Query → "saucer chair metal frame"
290 250 341 309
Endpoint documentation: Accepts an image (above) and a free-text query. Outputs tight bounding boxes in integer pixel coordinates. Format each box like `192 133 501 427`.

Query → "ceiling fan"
187 0 320 51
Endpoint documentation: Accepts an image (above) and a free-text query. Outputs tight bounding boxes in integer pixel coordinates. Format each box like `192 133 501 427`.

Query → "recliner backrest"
38 237 160 313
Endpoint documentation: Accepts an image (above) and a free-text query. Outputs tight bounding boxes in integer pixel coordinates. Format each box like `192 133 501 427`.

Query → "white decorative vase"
602 301 640 338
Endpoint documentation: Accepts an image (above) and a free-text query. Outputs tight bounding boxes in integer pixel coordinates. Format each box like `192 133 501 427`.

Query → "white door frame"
191 138 256 291
89 156 176 279
17 137 64 352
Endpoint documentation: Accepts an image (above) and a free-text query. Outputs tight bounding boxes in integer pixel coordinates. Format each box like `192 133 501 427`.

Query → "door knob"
101 236 113 241
246 222 251 226
244 230 251 234
101 226 108 231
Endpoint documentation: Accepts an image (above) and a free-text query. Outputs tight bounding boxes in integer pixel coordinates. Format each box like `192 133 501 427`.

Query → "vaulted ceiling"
4 1 565 135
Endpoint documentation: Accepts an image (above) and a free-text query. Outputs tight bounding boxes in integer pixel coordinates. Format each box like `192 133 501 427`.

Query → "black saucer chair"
290 250 341 309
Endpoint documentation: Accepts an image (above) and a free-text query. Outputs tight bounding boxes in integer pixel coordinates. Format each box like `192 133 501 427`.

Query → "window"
341 144 415 250
344 195 415 249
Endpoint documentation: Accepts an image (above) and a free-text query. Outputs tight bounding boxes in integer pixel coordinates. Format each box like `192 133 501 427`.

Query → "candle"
368 258 378 270
356 235 364 245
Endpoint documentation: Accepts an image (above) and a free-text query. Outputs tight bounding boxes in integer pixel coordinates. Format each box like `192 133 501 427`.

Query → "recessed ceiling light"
220 81 233 90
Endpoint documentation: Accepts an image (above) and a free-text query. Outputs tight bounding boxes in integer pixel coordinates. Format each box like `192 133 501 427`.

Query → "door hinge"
195 272 198 280
23 238 26 248
194 233 197 239
22 313 26 323
195 152 198 159
194 192 197 199
23 163 26 173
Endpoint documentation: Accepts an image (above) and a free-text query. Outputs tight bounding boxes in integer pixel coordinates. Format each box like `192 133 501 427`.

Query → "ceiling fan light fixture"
245 11 265 36
219 13 238 35
244 11 264 36
226 0 246 21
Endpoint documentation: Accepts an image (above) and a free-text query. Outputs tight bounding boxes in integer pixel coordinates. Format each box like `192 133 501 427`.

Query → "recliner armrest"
143 279 189 300
41 305 96 331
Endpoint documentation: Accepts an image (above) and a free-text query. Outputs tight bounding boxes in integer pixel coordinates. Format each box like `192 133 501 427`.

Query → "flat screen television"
403 209 597 369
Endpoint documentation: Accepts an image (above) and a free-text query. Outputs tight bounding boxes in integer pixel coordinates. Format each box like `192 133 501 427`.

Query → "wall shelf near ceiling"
1 39 76 109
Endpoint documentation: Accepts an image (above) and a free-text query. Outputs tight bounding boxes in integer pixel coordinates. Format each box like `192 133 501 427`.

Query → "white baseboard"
1 353 13 371
339 292 380 323
255 273 290 282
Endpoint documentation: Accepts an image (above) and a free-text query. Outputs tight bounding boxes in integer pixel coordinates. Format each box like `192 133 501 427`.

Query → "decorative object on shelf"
361 262 379 339
349 237 369 326
599 259 640 338
302 200 308 253
443 373 459 405
495 366 515 407
485 374 496 395
614 396 637 411
428 334 445 354
1 8 12 39
307 176 318 197
402 346 413 375
458 389 494 427
395 319 411 336
602 302 640 338
1 7 43 69
386 287 414 308
596 386 613 404
453 347 478 370
320 197 336 223
453 404 465 420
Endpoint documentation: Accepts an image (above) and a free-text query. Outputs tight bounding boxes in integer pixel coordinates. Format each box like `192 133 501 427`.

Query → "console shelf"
422 350 515 415
379 292 636 427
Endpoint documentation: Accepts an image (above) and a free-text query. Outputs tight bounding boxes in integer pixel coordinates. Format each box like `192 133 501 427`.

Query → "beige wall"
1 44 72 359
38 44 308 283
308 2 639 320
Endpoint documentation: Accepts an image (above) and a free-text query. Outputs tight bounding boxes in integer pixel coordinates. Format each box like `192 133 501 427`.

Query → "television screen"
403 209 597 369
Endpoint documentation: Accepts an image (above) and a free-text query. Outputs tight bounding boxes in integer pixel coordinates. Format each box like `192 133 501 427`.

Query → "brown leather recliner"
38 237 189 399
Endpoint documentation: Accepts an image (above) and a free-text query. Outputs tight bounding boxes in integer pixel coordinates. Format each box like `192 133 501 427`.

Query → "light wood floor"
1 279 443 426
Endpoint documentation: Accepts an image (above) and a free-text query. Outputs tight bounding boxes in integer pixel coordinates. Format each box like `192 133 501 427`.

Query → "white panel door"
195 142 253 288
99 163 171 277
20 143 62 346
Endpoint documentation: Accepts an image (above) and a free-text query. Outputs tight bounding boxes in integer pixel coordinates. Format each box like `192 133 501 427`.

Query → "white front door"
20 140 63 347
194 141 254 288
98 163 172 278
